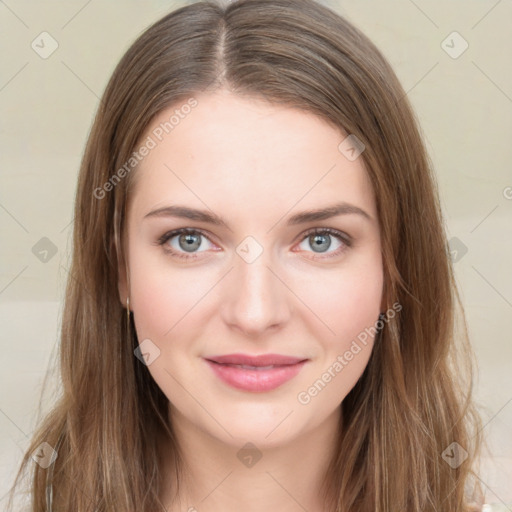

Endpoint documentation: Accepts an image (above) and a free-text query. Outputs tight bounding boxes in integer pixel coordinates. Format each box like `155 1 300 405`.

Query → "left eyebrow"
286 202 373 225
143 201 373 228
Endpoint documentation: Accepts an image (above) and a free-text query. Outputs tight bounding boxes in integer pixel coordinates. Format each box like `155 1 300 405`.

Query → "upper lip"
205 353 308 366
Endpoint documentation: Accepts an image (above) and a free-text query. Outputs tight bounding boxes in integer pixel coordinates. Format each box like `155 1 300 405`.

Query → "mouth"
205 353 307 366
211 363 281 370
204 353 309 392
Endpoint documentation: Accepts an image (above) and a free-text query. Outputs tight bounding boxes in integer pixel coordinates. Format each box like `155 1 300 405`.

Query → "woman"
7 0 484 510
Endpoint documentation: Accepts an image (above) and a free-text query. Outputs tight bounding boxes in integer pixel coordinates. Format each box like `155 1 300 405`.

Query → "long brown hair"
7 0 484 510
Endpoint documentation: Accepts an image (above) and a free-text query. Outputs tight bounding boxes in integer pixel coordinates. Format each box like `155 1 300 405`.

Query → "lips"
204 353 309 392
206 353 307 367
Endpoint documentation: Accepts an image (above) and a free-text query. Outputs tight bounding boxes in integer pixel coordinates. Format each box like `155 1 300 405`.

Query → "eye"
157 228 215 260
156 227 352 260
294 228 351 259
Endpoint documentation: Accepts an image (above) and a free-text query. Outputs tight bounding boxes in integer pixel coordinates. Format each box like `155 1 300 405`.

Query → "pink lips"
204 353 308 392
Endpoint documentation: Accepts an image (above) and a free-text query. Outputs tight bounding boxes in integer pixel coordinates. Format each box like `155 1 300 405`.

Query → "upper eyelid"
159 227 351 248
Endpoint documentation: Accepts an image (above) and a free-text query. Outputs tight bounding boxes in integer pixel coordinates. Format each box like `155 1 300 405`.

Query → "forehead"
128 90 377 223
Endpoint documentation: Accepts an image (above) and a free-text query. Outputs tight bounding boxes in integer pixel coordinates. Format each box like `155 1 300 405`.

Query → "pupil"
180 233 201 252
312 234 330 253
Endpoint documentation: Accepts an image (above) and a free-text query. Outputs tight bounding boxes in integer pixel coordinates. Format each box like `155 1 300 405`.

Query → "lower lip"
204 359 307 392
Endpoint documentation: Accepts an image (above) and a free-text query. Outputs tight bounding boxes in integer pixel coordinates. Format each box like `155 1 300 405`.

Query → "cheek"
293 254 384 346
128 253 211 397
294 263 383 407
128 244 210 341
335 267 383 340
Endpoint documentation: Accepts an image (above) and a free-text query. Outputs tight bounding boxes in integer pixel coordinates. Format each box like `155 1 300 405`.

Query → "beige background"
1 0 511 509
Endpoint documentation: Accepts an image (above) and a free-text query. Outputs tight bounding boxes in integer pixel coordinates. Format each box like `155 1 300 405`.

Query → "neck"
159 405 342 512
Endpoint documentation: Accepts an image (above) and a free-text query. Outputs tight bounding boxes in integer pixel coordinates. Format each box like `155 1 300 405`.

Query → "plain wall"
1 0 511 508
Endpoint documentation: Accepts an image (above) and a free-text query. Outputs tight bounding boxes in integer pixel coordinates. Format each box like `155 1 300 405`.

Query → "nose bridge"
222 237 290 333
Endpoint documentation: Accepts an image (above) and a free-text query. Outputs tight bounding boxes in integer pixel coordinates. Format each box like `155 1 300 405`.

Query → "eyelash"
156 227 352 261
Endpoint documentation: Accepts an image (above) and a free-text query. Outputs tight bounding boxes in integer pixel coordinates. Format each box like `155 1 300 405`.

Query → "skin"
118 89 384 511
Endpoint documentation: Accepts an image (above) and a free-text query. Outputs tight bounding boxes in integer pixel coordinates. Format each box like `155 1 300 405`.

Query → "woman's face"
120 89 384 448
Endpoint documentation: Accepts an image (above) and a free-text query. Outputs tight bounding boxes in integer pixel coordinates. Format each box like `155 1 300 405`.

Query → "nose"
220 246 291 337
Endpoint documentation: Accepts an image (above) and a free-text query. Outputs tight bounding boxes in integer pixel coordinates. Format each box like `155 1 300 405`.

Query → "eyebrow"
143 202 372 228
